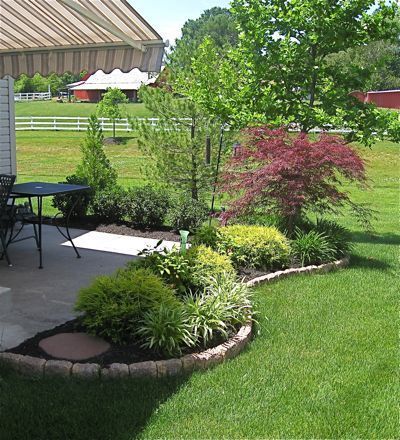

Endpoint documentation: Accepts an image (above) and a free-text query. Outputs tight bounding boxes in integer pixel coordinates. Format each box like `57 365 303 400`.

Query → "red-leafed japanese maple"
220 126 369 233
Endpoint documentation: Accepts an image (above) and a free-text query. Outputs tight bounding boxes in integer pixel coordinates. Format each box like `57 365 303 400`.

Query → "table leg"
28 197 39 249
54 194 81 259
37 196 43 269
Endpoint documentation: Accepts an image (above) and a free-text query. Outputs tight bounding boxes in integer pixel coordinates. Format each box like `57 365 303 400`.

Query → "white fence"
15 116 160 131
14 116 352 133
14 92 52 101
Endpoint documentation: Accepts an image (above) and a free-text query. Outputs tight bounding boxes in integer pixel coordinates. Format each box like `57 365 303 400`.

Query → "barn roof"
0 0 165 77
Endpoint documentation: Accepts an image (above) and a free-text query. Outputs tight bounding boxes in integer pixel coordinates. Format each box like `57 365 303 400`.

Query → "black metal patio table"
9 182 90 269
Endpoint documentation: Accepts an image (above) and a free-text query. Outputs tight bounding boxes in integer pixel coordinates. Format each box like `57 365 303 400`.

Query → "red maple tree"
220 126 368 233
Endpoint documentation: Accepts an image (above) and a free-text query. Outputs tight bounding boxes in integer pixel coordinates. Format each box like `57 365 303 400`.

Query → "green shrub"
314 219 353 258
125 185 170 229
91 186 127 223
168 197 209 231
52 174 92 218
75 268 178 344
291 229 335 266
135 249 191 294
184 273 252 347
136 303 195 357
217 225 290 269
192 225 219 249
187 245 235 290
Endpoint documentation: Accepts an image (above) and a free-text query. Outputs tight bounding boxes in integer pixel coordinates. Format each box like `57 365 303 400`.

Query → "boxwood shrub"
217 224 290 269
125 185 170 229
91 186 127 224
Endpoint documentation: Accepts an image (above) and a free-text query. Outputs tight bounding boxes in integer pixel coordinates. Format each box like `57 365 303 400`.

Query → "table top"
11 182 91 197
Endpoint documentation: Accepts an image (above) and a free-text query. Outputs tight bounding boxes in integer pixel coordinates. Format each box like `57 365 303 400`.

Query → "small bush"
184 273 252 347
135 249 191 294
187 245 235 290
192 225 219 249
217 225 290 269
75 268 178 344
291 229 335 266
91 186 127 223
314 219 353 258
52 174 92 218
125 185 170 229
136 304 195 357
168 197 209 232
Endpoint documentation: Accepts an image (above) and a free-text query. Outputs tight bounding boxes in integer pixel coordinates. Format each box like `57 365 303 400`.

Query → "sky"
128 0 232 46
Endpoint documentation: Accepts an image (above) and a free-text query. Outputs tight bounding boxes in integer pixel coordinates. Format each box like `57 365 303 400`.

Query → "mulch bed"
6 319 234 367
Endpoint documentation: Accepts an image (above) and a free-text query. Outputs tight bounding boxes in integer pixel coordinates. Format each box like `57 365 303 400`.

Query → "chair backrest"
0 174 16 213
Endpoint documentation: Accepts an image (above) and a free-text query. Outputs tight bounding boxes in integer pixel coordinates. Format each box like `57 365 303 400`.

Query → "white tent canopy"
0 0 165 77
69 67 161 91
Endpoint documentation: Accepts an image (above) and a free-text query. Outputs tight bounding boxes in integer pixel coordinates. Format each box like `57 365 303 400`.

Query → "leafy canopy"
186 0 399 145
97 87 129 138
168 7 238 71
221 126 370 233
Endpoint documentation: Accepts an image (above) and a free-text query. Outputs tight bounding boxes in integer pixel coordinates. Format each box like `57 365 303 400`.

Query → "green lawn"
15 100 153 118
0 140 398 439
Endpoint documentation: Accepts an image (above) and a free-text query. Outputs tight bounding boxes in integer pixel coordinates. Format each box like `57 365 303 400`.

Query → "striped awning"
0 0 165 77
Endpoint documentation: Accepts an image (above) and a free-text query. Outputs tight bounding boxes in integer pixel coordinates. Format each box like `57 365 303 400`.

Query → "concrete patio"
0 225 134 351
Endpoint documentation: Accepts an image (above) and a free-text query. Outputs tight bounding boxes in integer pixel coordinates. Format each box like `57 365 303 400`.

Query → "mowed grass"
15 100 153 117
16 130 147 214
0 139 398 439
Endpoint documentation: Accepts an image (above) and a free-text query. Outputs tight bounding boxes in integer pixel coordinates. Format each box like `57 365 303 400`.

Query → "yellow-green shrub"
187 245 235 289
217 225 290 269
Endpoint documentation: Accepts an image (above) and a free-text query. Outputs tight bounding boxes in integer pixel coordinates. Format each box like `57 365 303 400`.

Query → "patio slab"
61 230 179 256
0 225 134 351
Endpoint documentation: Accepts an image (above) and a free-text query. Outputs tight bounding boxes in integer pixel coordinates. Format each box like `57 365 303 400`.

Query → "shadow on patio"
0 225 135 350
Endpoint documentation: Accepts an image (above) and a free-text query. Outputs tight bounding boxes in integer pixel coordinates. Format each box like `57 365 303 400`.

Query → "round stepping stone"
39 333 110 361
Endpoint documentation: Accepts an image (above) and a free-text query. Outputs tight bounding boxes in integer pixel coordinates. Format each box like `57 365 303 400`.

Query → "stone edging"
0 256 349 380
246 256 350 287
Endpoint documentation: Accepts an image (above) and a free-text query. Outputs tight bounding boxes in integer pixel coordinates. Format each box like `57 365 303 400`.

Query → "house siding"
0 77 16 175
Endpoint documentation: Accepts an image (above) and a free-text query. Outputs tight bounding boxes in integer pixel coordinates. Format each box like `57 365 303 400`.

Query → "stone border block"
156 358 182 377
129 361 157 378
18 355 45 377
44 360 72 377
72 363 100 379
107 363 129 379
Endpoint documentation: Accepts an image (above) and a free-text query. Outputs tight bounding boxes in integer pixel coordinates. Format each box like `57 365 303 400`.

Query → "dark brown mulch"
96 224 182 242
238 267 272 282
6 319 233 367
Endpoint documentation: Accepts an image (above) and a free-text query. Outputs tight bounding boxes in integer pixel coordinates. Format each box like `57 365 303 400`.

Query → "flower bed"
0 256 349 380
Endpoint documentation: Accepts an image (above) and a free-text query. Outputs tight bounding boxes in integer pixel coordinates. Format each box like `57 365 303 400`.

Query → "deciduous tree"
221 126 370 233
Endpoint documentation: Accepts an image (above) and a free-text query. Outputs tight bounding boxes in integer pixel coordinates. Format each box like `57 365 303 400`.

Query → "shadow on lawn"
349 253 392 271
0 365 188 440
351 231 400 246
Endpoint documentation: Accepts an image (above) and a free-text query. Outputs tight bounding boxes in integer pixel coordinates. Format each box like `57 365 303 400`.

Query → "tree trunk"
113 120 116 139
190 120 198 201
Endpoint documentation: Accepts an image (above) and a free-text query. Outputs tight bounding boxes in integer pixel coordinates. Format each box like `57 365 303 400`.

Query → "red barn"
68 68 161 103
350 89 400 109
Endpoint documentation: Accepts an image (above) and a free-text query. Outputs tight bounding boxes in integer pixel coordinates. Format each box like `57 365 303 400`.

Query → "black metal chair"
0 174 16 266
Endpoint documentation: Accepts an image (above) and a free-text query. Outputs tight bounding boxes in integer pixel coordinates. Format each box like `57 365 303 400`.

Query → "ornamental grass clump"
217 224 290 269
291 229 335 266
184 273 252 347
136 304 196 357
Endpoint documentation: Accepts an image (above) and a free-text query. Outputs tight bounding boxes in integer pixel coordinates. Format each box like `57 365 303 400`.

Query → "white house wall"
0 77 16 176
